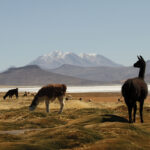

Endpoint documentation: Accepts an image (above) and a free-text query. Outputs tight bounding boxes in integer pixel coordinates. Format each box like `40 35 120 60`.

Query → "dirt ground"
66 92 150 103
0 92 150 150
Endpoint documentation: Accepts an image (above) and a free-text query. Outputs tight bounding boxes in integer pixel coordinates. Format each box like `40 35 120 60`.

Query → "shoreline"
0 85 123 93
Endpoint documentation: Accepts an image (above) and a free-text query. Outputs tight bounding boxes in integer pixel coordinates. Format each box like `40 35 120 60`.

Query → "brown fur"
29 84 67 113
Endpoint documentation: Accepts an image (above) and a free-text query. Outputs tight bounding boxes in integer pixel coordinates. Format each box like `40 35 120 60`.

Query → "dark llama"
122 56 148 123
3 88 19 100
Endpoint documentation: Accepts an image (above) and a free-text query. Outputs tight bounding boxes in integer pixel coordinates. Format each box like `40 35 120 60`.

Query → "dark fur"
29 84 67 113
3 88 18 100
122 56 148 123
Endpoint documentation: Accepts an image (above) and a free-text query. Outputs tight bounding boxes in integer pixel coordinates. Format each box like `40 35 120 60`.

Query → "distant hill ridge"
0 51 149 86
0 65 105 86
0 62 149 86
50 62 150 83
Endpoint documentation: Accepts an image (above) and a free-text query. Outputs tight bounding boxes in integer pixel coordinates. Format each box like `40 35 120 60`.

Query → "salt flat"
0 84 150 93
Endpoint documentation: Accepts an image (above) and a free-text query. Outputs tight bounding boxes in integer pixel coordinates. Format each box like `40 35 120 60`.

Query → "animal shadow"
101 114 128 123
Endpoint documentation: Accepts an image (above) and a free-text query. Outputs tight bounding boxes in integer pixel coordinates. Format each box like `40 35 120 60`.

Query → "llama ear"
137 55 140 60
140 56 144 61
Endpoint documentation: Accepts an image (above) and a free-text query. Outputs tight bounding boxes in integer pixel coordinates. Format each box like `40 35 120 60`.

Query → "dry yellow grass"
0 92 150 150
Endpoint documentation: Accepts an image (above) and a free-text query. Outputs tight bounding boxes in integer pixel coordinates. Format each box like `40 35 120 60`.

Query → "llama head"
134 56 146 68
29 95 39 111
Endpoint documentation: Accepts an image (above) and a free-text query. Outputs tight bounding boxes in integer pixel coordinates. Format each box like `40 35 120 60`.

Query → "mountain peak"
30 51 122 69
79 53 97 58
42 51 76 59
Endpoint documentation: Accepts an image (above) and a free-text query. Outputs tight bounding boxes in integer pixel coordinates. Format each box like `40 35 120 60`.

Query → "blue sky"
0 0 150 71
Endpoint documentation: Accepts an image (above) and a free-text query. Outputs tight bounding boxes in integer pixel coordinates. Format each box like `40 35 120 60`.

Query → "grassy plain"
0 92 150 150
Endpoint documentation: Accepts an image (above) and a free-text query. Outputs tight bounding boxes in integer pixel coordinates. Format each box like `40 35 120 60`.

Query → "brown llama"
29 84 67 114
122 56 148 123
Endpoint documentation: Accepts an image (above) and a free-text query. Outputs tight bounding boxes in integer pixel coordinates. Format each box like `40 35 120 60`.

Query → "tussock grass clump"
0 93 150 149
27 127 102 150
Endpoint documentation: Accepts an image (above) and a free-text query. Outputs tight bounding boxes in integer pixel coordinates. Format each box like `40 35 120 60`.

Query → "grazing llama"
3 88 18 100
29 84 67 114
23 92 28 97
122 56 148 123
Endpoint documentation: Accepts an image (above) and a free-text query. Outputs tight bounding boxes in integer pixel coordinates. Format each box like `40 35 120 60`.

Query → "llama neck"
138 66 145 79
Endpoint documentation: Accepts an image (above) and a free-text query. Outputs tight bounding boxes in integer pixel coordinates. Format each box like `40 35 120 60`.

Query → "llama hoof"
129 120 133 123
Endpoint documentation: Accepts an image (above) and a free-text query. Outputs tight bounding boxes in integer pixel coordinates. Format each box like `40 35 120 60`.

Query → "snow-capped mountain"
29 51 122 69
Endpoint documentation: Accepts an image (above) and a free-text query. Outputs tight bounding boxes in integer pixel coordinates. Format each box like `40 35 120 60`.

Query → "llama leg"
128 105 133 123
45 100 50 113
58 96 64 114
16 94 18 99
140 100 144 123
133 103 137 122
